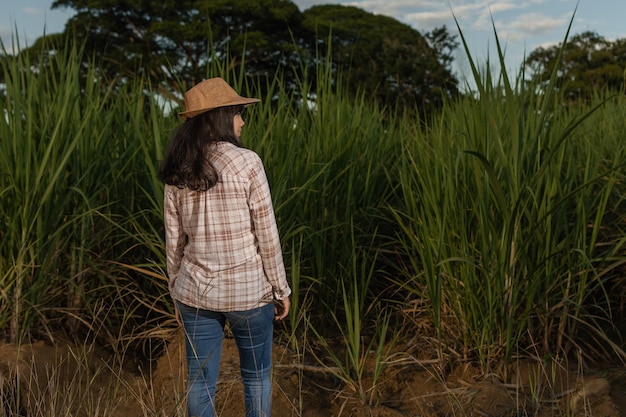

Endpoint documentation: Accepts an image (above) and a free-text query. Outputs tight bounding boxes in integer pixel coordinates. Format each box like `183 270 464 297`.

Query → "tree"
301 5 458 113
524 31 626 102
47 0 305 100
424 25 459 79
23 0 459 113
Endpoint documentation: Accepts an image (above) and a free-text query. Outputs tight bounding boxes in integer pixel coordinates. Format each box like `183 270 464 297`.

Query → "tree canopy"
523 31 626 102
33 0 459 113
301 5 458 111
47 0 307 101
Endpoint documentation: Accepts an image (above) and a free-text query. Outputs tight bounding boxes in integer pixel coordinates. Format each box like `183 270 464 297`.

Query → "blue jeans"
176 302 274 417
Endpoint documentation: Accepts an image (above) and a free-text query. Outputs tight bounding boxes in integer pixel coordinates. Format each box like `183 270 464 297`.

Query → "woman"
158 77 291 417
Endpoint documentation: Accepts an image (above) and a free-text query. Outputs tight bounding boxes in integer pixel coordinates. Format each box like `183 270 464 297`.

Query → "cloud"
22 7 42 15
404 10 454 29
371 1 484 31
482 1 520 14
353 0 436 14
505 12 566 38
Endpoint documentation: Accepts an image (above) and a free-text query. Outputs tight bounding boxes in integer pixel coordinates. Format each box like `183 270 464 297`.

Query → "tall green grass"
389 19 626 369
1 25 624 401
250 74 401 325
0 39 174 346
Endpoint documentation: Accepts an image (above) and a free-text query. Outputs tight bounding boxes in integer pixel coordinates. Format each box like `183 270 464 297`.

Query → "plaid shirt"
164 141 291 312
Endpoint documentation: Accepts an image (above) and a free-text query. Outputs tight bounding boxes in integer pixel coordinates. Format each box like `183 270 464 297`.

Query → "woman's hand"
274 297 290 321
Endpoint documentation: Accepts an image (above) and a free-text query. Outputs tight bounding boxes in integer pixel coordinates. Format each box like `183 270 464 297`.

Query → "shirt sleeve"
163 187 186 293
248 157 292 300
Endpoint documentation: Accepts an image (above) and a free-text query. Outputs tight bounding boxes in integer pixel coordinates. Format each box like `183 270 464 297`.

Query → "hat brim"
179 97 260 120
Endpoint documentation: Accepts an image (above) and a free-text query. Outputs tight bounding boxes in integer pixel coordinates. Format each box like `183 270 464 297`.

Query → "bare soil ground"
1 332 625 416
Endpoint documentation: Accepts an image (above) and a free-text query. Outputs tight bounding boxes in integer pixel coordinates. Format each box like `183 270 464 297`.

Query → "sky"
1 0 625 85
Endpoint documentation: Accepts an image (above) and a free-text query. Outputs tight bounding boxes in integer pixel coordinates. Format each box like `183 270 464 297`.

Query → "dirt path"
1 334 624 416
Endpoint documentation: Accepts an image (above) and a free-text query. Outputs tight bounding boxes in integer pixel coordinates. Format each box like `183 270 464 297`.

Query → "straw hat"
179 77 260 120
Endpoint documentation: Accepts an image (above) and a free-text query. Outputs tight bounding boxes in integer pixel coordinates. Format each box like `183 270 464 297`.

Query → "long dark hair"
158 105 244 191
